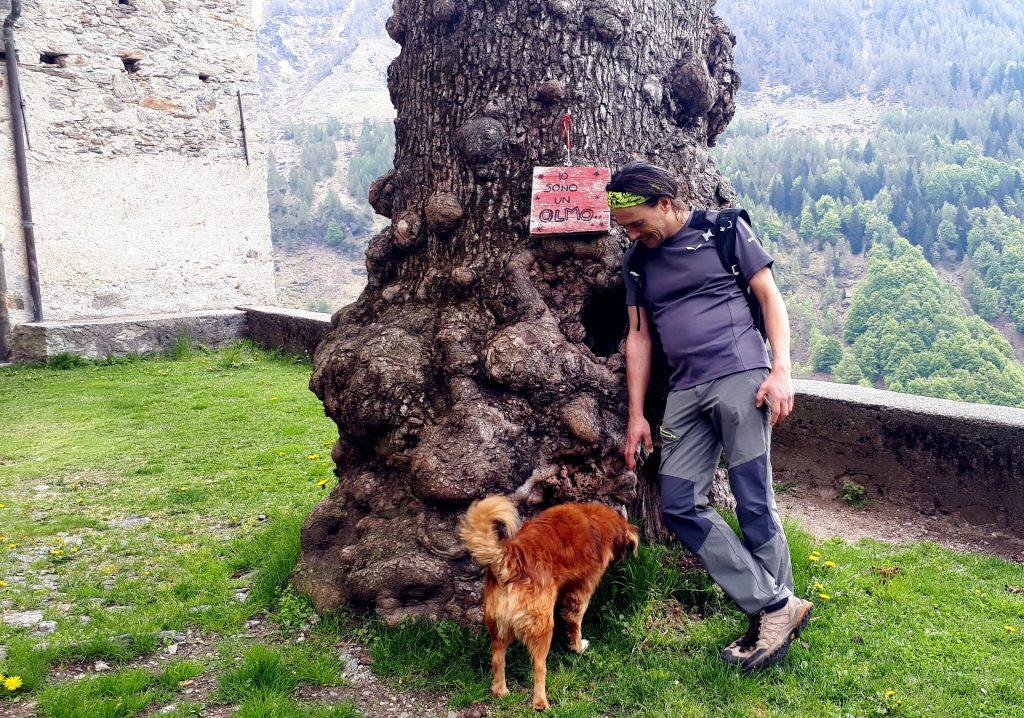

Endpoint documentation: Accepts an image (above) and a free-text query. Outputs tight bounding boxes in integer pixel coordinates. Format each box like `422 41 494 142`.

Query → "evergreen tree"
951 118 968 142
863 139 875 164
810 330 843 374
326 220 347 249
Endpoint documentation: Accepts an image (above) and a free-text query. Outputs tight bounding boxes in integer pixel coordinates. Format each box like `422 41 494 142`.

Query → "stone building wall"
0 0 276 348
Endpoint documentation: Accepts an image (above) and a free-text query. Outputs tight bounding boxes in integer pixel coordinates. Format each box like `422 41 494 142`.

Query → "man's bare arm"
748 266 795 424
624 305 654 468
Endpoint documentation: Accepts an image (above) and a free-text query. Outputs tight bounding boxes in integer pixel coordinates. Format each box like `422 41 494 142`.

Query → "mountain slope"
258 0 396 132
717 0 1024 105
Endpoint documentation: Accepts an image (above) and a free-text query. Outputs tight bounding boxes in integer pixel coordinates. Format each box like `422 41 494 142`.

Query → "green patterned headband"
607 191 650 209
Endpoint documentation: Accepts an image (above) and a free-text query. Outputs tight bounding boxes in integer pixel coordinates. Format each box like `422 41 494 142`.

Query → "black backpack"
623 207 767 340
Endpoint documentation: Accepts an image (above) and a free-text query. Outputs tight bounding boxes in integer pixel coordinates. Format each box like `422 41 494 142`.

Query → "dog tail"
459 495 521 570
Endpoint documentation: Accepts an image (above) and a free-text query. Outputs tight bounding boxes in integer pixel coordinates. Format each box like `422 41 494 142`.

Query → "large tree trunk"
292 0 739 625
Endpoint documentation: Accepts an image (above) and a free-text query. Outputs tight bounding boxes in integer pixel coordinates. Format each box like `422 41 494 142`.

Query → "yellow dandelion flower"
276 451 287 457
808 555 820 562
810 550 821 557
818 593 830 600
268 396 280 401
179 486 188 492
0 580 6 587
76 498 84 505
316 479 329 488
896 699 904 706
824 561 836 568
50 548 64 556
71 546 79 553
230 515 239 522
144 570 152 576
885 690 896 697
7 543 18 549
307 453 320 461
1006 625 1017 633
0 535 5 542
814 582 824 591
3 675 22 691
0 503 5 509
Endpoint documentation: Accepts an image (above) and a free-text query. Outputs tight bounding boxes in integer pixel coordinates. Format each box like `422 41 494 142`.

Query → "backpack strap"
623 241 648 331
687 208 716 232
709 208 768 341
710 208 752 278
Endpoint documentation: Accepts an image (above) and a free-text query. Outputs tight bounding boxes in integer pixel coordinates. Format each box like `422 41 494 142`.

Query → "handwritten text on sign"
529 166 611 235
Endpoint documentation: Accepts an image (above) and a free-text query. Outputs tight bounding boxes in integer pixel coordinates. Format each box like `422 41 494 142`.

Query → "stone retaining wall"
9 305 331 362
776 380 1024 536
240 305 333 358
10 309 248 362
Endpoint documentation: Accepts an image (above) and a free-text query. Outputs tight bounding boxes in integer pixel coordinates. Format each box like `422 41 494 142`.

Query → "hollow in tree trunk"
292 0 740 625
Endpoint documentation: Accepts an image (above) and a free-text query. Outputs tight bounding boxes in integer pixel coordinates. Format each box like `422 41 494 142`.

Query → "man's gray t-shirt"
622 210 773 391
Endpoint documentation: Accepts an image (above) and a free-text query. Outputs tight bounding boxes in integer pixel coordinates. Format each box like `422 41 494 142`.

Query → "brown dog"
459 496 639 711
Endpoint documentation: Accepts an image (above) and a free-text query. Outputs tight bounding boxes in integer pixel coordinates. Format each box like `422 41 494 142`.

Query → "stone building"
0 0 276 358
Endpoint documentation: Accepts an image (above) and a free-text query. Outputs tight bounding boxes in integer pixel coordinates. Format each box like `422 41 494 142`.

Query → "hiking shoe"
719 614 761 665
741 596 813 672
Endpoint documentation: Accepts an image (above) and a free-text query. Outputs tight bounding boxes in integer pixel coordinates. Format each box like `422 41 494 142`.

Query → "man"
608 160 811 671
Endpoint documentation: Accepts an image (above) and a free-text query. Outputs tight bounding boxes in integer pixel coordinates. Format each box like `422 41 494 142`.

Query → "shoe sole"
741 602 814 672
719 648 747 666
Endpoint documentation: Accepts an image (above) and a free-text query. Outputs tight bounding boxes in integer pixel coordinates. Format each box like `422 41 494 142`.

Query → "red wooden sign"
529 166 611 235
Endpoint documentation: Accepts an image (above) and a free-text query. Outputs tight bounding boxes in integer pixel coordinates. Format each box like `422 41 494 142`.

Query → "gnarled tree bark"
292 0 739 625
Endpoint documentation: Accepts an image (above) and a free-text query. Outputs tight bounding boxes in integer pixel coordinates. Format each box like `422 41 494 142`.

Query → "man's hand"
755 368 795 425
624 416 653 470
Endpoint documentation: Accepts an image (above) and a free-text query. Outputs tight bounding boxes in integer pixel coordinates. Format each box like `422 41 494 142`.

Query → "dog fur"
459 496 639 710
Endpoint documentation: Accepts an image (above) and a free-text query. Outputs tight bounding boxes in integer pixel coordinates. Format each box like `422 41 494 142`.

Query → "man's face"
611 198 677 249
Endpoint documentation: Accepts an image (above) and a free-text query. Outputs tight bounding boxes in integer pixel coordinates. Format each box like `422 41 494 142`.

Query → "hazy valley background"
257 0 1024 408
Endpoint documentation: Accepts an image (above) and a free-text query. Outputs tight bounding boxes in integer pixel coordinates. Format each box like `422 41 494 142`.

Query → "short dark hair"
607 160 680 207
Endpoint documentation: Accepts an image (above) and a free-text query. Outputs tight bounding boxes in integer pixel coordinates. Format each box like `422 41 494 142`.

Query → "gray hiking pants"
659 367 794 615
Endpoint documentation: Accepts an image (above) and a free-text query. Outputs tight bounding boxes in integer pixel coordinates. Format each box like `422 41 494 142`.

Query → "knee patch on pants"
728 454 778 550
659 474 713 552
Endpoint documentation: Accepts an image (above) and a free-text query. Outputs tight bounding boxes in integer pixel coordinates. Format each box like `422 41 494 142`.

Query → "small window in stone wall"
121 56 141 73
40 52 69 67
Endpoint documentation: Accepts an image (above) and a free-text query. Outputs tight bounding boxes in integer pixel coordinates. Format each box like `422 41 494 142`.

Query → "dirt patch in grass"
29 615 472 718
297 640 463 717
777 480 1024 561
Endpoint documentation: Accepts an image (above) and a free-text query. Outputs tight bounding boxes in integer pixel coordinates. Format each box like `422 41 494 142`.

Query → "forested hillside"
714 98 1024 406
258 0 397 308
267 119 392 258
710 0 1024 410
716 0 1024 105
842 237 1024 406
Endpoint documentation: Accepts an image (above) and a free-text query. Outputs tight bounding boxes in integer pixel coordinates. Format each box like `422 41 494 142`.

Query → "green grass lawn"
1 344 1023 717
